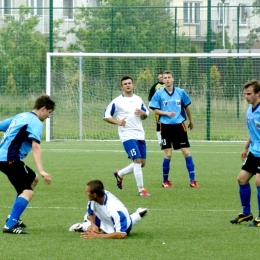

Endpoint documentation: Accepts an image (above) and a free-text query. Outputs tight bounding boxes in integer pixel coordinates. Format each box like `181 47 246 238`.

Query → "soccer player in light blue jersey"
103 76 151 196
230 79 260 227
0 95 55 234
149 70 198 188
70 180 148 238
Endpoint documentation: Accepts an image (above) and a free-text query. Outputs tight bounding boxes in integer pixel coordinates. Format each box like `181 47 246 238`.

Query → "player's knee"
19 189 34 201
31 174 39 189
255 177 260 186
182 150 190 158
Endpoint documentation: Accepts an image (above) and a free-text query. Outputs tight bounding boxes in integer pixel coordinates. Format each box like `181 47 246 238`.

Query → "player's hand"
166 112 175 117
135 108 144 116
188 120 194 130
241 148 248 162
80 230 100 239
41 171 52 184
118 117 126 126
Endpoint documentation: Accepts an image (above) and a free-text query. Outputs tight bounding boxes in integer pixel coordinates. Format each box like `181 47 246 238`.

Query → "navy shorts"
161 123 190 150
241 152 260 175
123 139 146 160
0 161 36 195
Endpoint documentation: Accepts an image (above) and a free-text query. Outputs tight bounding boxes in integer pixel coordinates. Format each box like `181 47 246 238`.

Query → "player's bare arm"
154 109 175 118
185 106 194 130
31 140 52 184
103 117 126 126
135 108 147 120
80 230 127 239
241 137 251 161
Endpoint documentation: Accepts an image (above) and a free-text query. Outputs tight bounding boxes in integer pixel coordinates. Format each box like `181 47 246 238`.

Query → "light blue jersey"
0 112 43 161
149 87 191 124
246 103 260 157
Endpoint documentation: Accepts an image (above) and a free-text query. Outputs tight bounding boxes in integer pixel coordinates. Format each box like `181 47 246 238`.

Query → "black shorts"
161 123 190 150
241 152 260 175
0 161 36 195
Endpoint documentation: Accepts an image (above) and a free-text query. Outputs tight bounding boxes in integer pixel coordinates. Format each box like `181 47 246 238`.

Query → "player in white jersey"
69 180 148 238
230 79 260 227
103 76 150 196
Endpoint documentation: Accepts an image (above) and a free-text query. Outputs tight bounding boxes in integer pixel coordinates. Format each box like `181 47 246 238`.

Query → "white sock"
130 212 141 225
133 163 144 192
156 131 162 144
118 163 134 177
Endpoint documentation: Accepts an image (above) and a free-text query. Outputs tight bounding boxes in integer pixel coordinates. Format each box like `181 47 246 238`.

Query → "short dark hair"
33 95 56 111
120 75 133 86
243 79 260 93
162 70 174 77
87 180 105 197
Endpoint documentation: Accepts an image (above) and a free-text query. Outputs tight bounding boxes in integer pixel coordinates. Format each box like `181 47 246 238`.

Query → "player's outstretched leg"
114 170 123 189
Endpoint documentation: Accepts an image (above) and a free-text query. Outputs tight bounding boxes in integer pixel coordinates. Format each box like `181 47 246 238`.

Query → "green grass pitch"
0 141 260 260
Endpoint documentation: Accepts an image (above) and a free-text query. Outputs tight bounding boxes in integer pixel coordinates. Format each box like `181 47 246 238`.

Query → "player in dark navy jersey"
148 73 165 146
149 70 198 189
0 95 55 234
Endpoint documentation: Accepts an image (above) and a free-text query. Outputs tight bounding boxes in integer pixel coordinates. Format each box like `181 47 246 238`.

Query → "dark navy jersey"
0 112 43 161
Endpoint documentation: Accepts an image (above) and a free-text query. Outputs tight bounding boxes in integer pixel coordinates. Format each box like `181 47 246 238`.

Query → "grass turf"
0 141 259 260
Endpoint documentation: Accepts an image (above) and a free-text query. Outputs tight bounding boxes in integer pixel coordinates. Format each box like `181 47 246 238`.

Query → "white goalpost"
46 52 260 142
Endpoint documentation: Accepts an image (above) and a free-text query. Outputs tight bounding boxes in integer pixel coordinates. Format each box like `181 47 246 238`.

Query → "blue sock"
185 156 195 181
6 197 28 228
239 183 251 215
257 186 260 218
162 158 171 182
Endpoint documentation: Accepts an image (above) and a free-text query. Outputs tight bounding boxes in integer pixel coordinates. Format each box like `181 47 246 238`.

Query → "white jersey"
103 94 149 142
87 190 132 234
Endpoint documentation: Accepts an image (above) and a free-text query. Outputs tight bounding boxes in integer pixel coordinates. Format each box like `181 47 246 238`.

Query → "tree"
5 73 17 96
135 67 153 94
224 57 236 99
212 30 232 50
245 1 260 47
67 0 190 80
0 6 49 94
169 57 182 87
187 45 199 94
210 65 222 97
242 57 254 84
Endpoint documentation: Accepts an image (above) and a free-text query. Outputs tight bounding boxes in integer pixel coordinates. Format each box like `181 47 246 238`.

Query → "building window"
239 4 247 25
27 0 43 16
0 0 11 15
63 0 73 20
218 3 228 26
183 2 201 24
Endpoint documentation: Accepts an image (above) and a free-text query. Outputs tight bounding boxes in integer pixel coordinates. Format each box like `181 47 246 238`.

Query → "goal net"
46 52 260 142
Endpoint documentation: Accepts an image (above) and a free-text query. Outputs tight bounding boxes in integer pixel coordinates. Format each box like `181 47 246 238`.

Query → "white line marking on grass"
0 206 237 212
41 148 239 154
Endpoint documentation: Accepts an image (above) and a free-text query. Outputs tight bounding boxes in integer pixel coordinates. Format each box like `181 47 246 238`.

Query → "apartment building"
0 0 258 50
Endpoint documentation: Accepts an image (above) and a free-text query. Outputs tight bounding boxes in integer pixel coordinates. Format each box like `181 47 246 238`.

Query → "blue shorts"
123 139 146 160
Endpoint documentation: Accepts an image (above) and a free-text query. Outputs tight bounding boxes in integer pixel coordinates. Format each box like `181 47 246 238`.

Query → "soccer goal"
46 52 260 142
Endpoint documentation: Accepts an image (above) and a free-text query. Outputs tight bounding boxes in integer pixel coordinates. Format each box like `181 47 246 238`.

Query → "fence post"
206 0 211 140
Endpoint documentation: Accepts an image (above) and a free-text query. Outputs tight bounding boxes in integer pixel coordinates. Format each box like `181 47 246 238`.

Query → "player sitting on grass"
69 180 148 238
